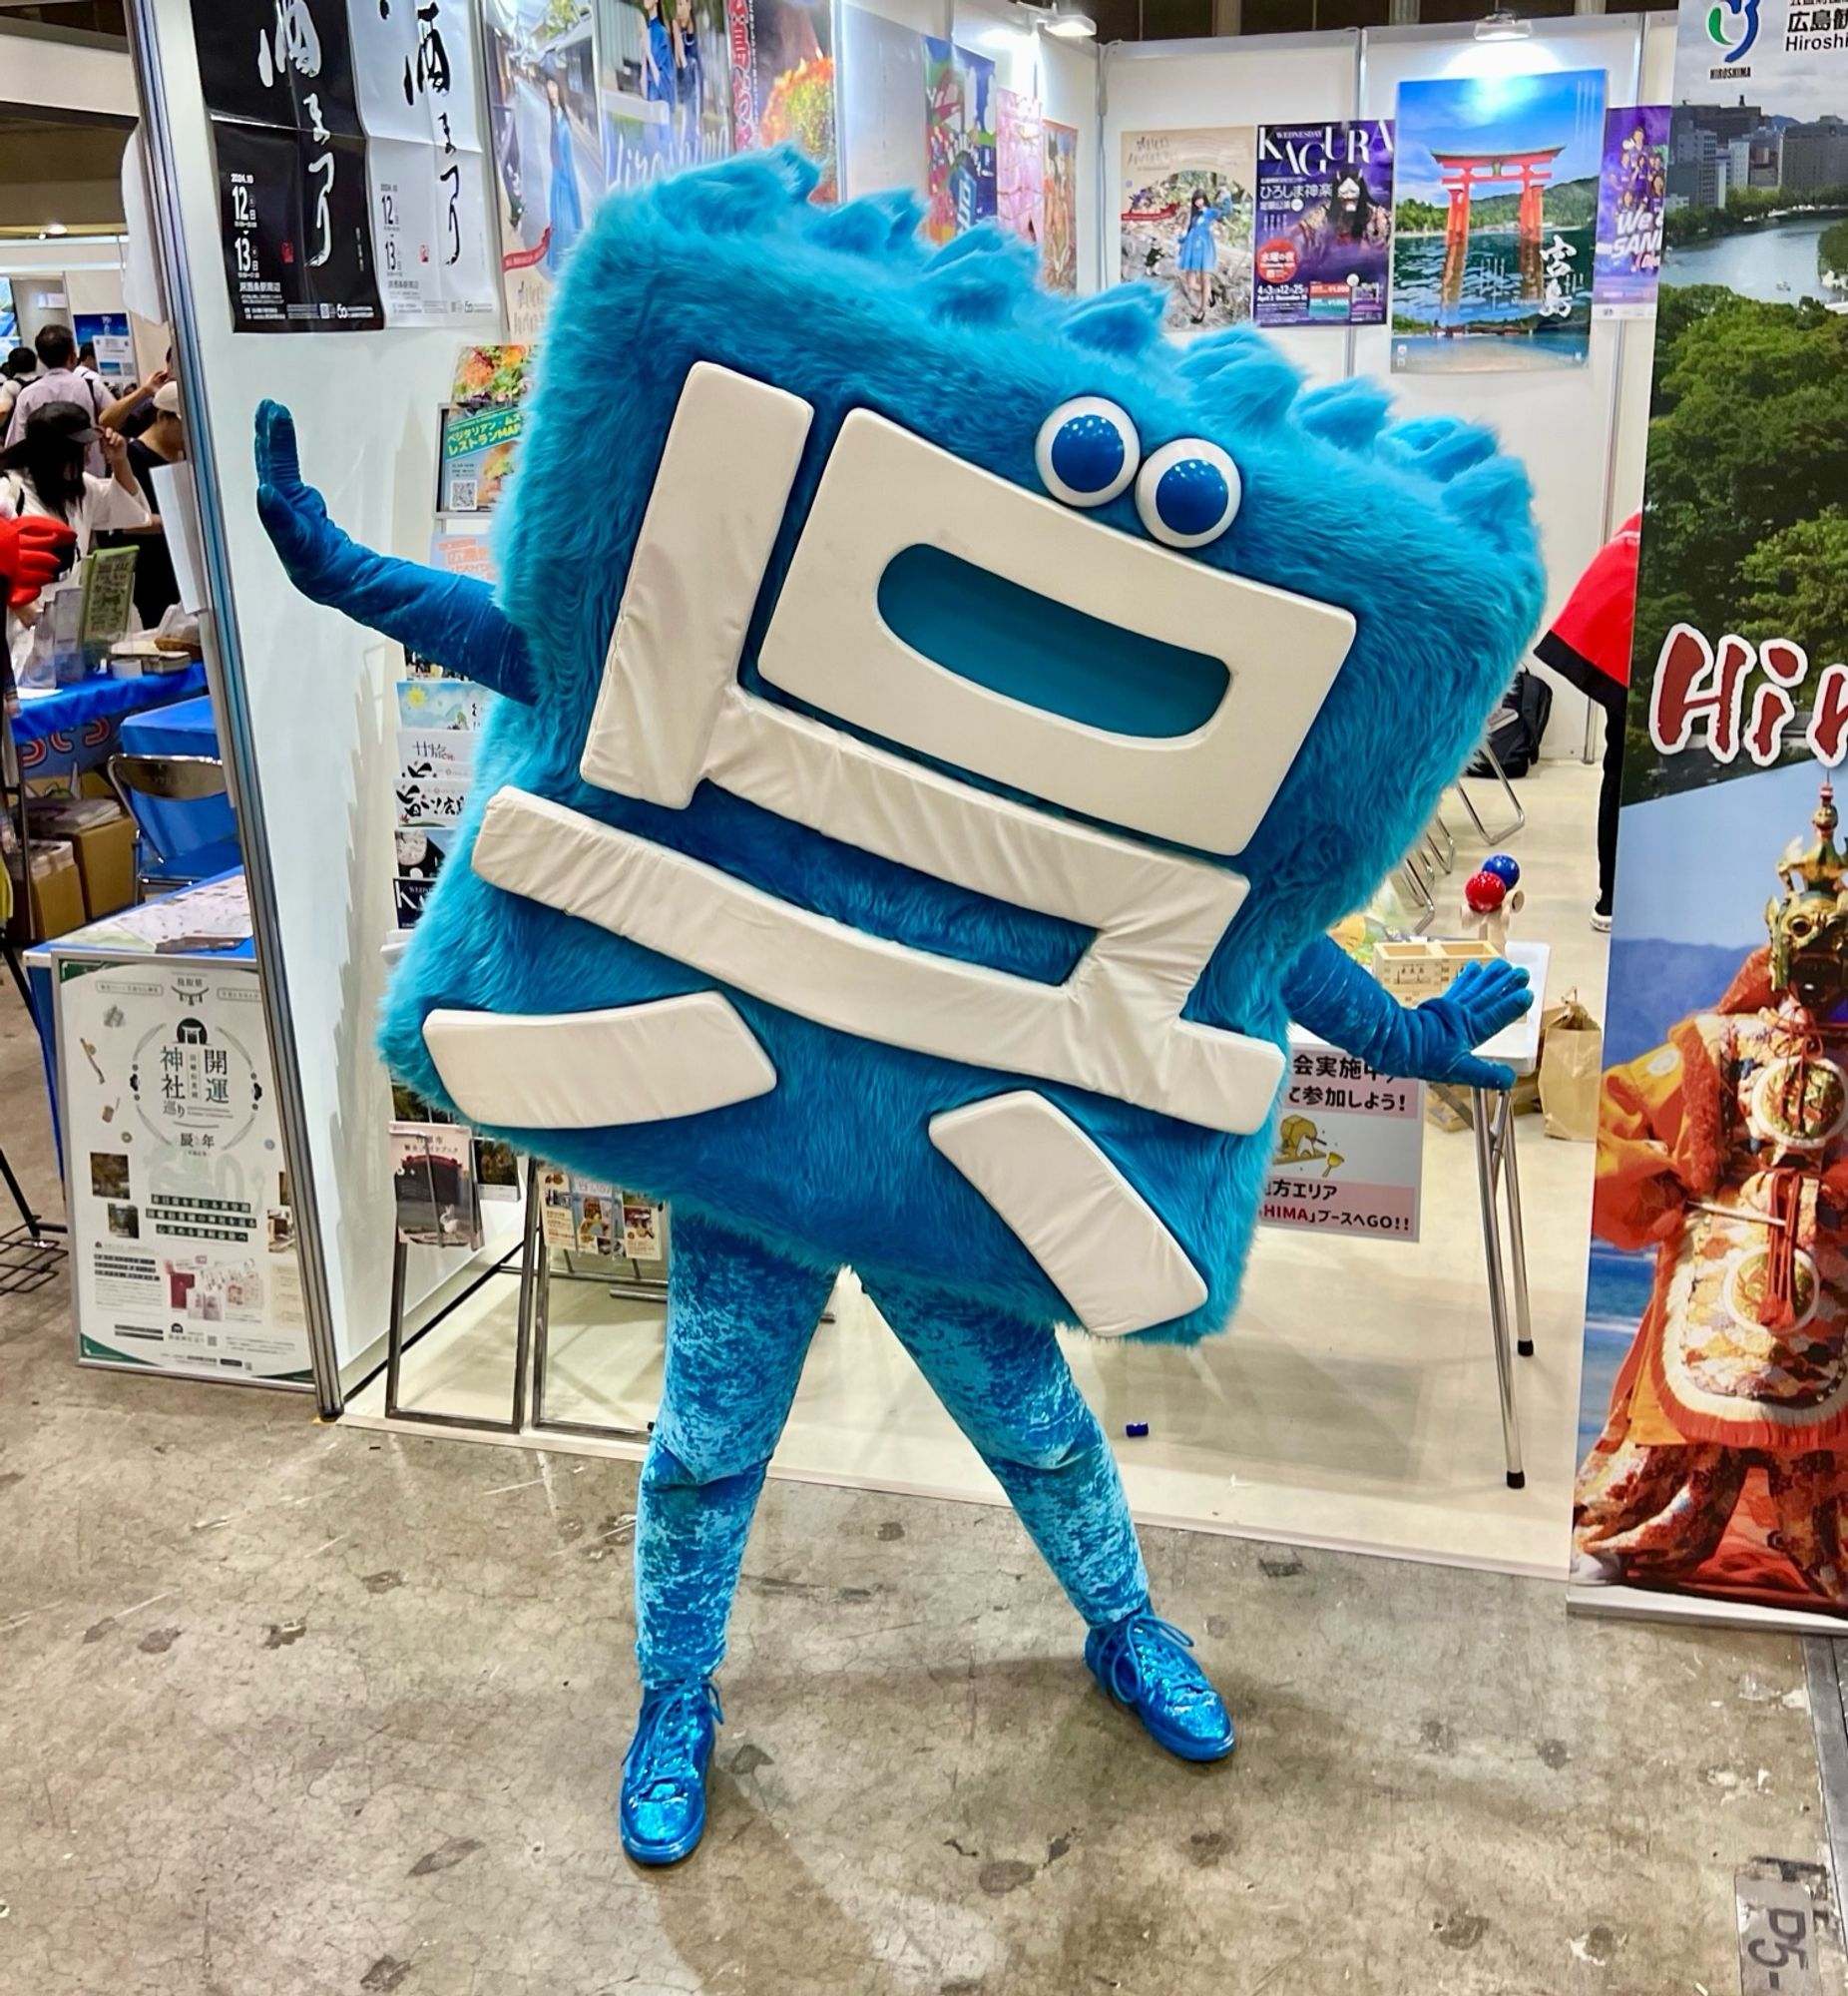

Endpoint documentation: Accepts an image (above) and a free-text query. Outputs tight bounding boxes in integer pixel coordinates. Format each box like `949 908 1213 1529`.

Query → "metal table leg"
1495 1095 1534 1358
1472 1085 1526 1490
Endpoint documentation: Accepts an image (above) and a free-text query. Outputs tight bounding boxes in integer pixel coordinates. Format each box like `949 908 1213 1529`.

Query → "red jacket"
1536 512 1641 694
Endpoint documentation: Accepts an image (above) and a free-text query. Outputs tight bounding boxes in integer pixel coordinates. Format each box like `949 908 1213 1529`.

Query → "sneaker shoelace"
1096 1612 1216 1717
626 1679 723 1802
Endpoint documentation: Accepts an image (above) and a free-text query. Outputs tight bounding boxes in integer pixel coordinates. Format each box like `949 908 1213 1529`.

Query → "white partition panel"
1356 17 1647 757
1101 31 1361 386
136 0 487 1384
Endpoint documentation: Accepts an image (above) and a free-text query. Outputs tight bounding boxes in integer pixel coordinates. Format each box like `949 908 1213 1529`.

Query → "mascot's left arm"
1282 935 1531 1090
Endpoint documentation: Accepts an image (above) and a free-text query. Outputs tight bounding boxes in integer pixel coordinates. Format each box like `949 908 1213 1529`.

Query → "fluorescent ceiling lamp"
1475 8 1532 38
1045 0 1098 36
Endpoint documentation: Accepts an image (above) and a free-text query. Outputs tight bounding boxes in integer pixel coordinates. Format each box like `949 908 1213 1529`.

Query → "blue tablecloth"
11 663 210 778
118 690 238 863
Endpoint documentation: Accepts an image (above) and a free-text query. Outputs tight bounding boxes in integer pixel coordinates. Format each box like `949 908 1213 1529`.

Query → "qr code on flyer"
448 475 479 513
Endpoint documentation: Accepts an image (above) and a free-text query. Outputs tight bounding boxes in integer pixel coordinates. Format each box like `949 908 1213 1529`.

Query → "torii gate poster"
1389 68 1607 373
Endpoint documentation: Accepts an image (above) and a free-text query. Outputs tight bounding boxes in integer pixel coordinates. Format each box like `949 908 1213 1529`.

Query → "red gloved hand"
0 515 78 609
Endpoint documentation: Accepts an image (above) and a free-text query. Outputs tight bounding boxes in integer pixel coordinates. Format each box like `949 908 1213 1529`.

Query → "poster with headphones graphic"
56 957 311 1387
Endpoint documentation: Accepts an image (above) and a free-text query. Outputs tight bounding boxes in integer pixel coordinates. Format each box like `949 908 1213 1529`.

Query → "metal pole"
1472 1087 1526 1489
123 0 344 1417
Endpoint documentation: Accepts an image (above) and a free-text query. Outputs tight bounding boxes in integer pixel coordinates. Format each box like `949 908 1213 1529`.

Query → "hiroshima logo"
1706 0 1759 61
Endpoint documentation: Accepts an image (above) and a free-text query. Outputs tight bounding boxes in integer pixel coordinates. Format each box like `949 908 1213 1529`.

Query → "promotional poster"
394 674 490 929
594 0 733 192
1121 127 1255 337
59 958 310 1385
1573 0 1848 1627
996 89 1045 259
923 40 997 244
191 0 384 332
349 0 498 325
483 0 600 339
1252 120 1393 329
1260 1049 1423 1244
1390 68 1606 373
728 0 837 201
1042 120 1080 293
1593 105 1668 318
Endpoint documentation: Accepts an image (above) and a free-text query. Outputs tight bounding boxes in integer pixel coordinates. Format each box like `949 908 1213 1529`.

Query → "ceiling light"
44 221 68 237
1475 8 1532 39
1044 0 1097 36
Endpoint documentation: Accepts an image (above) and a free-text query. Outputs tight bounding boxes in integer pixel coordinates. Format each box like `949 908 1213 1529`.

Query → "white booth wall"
1102 13 1676 757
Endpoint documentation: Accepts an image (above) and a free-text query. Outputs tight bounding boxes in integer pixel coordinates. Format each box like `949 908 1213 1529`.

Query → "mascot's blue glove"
1281 935 1532 1091
253 399 536 704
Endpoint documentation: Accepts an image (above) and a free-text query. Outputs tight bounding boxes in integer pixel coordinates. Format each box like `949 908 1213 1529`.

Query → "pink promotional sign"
1260 1044 1424 1244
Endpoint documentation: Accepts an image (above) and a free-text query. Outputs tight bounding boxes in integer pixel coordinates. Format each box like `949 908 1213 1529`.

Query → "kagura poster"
1120 127 1255 338
1389 68 1606 373
1573 0 1848 1626
1253 120 1393 328
1594 105 1668 319
58 958 310 1387
727 0 837 200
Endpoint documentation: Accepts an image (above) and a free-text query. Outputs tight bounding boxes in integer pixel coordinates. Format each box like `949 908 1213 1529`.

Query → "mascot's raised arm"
253 150 1540 1867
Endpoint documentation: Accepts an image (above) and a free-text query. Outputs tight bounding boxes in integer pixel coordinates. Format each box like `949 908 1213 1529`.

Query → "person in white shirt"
4 325 110 476
0 346 36 430
0 401 150 678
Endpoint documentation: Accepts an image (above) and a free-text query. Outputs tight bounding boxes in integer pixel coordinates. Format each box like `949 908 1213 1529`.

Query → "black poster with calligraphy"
192 0 363 136
191 0 382 333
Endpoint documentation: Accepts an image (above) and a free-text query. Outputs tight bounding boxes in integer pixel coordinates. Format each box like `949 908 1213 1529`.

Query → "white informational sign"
1260 1041 1424 1245
57 955 312 1386
349 0 497 325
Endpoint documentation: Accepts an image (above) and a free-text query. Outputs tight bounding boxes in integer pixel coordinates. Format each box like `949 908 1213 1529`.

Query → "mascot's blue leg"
864 1272 1236 1765
621 1212 835 1866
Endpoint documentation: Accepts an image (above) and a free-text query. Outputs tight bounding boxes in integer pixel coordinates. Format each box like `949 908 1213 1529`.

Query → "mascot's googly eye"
1035 397 1141 509
1136 439 1241 550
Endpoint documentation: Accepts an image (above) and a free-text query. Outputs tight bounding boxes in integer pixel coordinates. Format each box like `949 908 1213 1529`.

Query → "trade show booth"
104 0 1684 1589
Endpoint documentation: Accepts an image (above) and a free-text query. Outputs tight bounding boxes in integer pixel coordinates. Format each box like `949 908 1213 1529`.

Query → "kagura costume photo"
251 153 1542 1865
1577 784 1848 1610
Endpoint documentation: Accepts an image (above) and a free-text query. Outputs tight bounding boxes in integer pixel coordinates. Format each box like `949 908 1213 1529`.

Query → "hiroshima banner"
1571 0 1848 1628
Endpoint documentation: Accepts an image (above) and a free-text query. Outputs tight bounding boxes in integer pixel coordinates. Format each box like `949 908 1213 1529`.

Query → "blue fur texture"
356 150 1544 1343
639 1212 1147 1686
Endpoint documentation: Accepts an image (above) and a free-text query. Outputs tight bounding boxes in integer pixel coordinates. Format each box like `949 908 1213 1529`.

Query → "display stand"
381 1157 653 1443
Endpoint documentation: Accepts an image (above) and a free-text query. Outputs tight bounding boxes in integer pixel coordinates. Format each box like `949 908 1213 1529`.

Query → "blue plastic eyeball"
1135 437 1241 550
1481 852 1521 887
1035 396 1141 508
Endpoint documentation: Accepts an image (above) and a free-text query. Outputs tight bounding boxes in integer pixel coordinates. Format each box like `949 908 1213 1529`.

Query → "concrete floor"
1 967 1841 1996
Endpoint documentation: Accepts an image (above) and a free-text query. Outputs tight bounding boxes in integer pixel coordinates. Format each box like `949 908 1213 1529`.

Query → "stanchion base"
1506 1469 1527 1491
1517 1339 1534 1357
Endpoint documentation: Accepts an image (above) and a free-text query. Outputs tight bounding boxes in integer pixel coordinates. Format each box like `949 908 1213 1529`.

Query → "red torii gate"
1429 147 1565 305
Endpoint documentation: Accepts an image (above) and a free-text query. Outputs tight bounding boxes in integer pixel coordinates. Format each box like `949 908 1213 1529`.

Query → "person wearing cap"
0 401 150 676
100 359 176 442
4 324 112 475
123 379 185 627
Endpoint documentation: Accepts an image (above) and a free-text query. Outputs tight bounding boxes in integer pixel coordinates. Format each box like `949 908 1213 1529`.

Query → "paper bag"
1539 992 1603 1143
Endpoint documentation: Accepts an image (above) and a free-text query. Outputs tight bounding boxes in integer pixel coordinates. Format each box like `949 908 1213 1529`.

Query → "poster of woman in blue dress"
543 63 587 273
1120 127 1255 339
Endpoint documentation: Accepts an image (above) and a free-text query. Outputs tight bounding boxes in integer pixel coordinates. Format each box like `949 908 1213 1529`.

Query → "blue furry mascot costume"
254 152 1542 1865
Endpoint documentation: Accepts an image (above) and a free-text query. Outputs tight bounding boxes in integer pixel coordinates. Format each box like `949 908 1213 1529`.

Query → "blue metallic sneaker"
1085 1610 1235 1762
619 1678 723 1865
